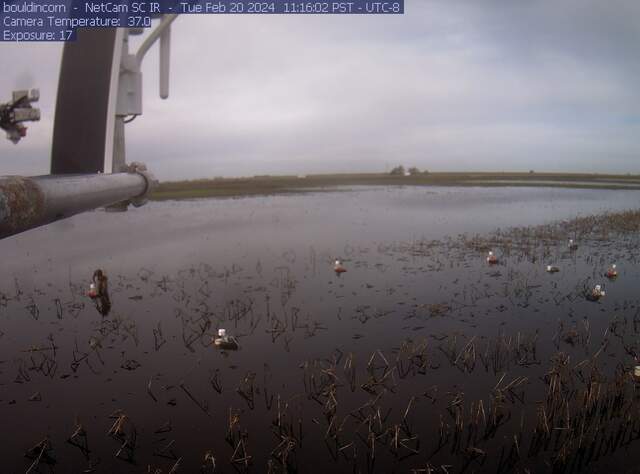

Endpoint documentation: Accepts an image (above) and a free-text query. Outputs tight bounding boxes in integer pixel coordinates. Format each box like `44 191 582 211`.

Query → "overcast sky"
1 0 639 180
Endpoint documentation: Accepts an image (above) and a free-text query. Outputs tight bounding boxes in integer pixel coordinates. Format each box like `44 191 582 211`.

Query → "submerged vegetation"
150 172 640 200
2 205 640 472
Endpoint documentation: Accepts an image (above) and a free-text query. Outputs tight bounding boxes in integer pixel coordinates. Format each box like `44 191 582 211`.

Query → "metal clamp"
127 161 158 207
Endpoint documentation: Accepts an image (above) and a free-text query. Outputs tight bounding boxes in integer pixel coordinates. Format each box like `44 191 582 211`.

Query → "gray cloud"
1 0 639 180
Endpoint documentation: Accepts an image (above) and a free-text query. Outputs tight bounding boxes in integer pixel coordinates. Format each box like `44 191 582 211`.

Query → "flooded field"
2 186 640 473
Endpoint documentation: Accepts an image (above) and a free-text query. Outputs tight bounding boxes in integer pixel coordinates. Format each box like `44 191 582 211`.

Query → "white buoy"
634 366 640 378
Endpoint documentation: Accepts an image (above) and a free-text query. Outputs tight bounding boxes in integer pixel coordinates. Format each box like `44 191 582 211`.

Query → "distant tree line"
389 165 428 176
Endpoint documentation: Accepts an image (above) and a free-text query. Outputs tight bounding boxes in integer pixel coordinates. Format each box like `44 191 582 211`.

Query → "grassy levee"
150 172 640 200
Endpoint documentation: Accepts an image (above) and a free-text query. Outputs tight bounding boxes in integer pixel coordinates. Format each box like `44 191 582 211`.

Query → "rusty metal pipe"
0 172 151 239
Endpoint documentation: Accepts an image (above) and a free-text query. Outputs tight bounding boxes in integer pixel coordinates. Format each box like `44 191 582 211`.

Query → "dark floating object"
568 238 578 250
213 329 239 351
87 269 108 298
87 269 111 316
486 251 498 264
546 265 560 273
121 360 141 371
606 264 618 279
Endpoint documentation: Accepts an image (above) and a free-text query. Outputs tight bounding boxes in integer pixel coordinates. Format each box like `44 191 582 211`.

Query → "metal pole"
159 23 171 99
0 171 152 239
136 14 179 64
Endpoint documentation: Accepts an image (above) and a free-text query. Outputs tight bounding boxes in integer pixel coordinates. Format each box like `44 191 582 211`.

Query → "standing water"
2 186 640 473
